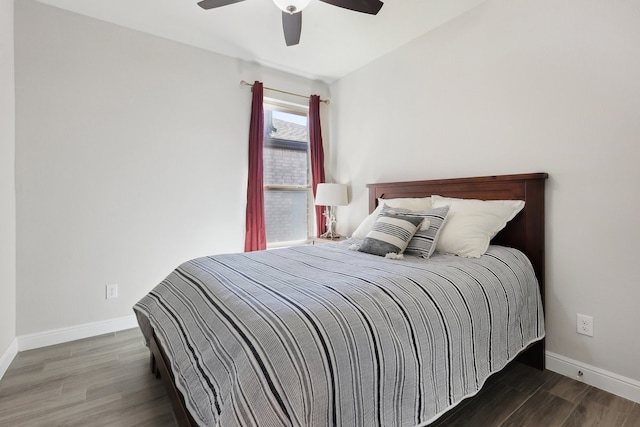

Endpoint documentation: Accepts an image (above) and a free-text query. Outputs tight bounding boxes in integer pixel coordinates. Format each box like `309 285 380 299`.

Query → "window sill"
266 239 309 250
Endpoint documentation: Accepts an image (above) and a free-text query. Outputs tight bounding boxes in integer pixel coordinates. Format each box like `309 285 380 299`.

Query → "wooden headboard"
367 172 549 369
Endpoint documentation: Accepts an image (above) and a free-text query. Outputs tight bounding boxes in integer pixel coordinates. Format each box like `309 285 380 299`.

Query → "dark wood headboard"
367 172 549 369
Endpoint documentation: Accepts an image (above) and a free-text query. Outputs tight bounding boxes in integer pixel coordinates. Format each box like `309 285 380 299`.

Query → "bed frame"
148 172 548 426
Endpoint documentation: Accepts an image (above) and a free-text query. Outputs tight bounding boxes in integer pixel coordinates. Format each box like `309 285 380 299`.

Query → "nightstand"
309 236 346 245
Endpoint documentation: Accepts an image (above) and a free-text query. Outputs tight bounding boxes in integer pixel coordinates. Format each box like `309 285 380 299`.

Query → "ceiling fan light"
272 0 311 14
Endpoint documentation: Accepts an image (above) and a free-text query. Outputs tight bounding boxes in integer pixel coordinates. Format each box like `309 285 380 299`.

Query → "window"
263 101 312 247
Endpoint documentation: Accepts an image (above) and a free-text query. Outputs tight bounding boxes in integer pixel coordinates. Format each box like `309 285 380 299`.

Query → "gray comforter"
134 243 544 427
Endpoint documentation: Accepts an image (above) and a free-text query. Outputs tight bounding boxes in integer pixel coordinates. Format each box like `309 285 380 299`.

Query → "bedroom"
1 0 639 425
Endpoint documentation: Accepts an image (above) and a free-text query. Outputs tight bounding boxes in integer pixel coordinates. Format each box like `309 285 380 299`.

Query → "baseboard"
0 338 18 380
546 351 640 404
17 315 139 352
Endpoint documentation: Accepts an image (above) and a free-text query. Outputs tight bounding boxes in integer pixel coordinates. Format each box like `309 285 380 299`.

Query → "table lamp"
314 183 348 239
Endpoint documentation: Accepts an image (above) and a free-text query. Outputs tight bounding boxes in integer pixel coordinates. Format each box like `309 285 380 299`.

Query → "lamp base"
319 230 343 240
321 206 341 240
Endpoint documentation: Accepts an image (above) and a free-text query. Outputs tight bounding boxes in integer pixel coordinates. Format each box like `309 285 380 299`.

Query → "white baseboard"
546 351 640 404
17 315 139 352
0 338 18 380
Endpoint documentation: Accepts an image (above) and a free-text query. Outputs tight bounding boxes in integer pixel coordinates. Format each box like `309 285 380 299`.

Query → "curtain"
309 95 326 236
244 81 266 252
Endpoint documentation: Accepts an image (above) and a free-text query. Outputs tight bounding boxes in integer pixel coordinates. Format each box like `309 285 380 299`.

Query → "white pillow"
431 195 525 258
351 197 432 239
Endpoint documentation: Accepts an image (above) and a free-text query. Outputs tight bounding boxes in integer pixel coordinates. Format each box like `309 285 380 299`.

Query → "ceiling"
36 0 485 83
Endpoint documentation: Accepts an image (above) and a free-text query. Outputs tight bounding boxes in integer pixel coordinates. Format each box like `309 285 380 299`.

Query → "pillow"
351 197 432 239
358 212 424 257
383 205 450 258
431 195 525 258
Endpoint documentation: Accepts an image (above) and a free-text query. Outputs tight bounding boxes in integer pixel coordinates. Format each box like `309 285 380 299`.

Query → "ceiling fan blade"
282 11 302 47
197 0 246 10
319 0 383 15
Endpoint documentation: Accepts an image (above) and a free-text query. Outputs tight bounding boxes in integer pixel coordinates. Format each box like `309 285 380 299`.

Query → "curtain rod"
240 80 330 104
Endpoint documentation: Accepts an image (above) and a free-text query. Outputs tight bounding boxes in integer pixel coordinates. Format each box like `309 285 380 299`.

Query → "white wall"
14 0 328 335
330 0 640 384
0 0 17 363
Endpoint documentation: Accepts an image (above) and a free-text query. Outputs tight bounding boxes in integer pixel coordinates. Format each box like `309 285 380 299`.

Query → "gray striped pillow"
359 213 424 257
383 205 450 258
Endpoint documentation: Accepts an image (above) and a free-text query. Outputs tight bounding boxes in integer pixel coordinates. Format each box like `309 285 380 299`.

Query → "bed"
134 172 548 426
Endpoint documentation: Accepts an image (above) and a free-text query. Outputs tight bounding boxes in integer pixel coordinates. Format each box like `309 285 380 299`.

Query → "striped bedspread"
134 243 544 427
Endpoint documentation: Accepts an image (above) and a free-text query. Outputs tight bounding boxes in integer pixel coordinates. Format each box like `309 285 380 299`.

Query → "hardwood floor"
0 328 174 426
1 328 638 426
431 361 640 427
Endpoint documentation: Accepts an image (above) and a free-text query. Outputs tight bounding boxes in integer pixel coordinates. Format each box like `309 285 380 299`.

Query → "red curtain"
244 81 267 252
309 95 326 236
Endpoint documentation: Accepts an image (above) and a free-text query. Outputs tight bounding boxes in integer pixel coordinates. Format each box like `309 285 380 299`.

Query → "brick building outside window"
263 102 312 246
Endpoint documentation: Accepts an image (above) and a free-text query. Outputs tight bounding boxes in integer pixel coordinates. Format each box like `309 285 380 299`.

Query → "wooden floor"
1 328 638 426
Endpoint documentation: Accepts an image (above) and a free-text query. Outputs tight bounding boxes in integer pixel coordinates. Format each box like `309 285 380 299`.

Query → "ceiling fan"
197 0 384 46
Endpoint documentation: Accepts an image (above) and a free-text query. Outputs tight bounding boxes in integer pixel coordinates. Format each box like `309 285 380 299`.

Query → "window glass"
263 102 311 246
264 190 309 243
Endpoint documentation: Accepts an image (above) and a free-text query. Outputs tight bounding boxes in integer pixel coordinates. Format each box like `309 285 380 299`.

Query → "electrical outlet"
577 313 593 337
106 284 119 300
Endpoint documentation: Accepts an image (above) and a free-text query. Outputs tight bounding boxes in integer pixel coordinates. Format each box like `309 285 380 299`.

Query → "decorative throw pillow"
351 197 432 239
358 212 424 257
431 195 525 258
383 205 450 258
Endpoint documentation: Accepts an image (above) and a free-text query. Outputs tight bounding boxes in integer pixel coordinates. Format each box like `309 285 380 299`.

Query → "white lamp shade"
272 0 311 13
315 183 348 206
